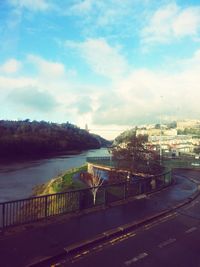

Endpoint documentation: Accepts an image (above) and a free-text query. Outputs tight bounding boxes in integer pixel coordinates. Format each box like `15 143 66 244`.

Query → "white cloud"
65 38 128 80
92 49 200 126
141 3 200 45
27 55 65 78
1 59 21 74
169 48 200 72
173 7 200 37
8 86 57 112
70 0 94 13
0 76 36 90
9 0 50 11
67 0 141 38
1 50 200 139
0 55 98 126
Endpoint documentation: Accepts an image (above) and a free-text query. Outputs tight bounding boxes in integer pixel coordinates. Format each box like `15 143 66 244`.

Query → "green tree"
110 134 160 174
0 120 103 158
155 123 160 129
194 146 200 154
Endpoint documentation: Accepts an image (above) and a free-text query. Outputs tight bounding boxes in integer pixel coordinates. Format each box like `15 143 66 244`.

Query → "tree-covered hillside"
91 133 112 147
0 120 107 158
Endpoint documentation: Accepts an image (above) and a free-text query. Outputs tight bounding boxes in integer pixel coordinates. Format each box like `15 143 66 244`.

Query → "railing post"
124 183 127 199
164 172 166 185
139 181 142 194
171 171 173 184
104 187 107 206
138 181 142 195
45 195 48 218
79 191 82 211
2 203 5 230
144 180 147 193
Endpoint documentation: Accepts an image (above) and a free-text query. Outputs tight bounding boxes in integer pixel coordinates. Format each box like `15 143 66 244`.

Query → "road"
52 169 200 267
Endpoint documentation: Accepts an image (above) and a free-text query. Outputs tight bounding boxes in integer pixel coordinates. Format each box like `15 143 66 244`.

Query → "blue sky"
1 0 200 139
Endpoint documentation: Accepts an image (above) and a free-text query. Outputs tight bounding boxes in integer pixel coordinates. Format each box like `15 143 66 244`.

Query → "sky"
1 0 200 139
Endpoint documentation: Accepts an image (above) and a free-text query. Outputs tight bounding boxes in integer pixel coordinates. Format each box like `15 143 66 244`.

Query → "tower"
85 124 89 132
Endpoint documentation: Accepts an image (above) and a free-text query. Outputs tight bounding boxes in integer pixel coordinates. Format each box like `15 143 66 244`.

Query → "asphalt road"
52 169 200 267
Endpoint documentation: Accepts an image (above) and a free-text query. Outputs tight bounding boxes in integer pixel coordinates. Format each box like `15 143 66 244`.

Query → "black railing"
87 156 116 167
0 170 172 230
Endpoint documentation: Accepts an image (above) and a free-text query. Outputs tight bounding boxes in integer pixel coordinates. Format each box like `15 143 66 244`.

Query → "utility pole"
159 96 163 164
159 115 162 164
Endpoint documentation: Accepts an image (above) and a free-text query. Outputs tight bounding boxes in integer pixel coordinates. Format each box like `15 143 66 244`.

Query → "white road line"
124 252 148 266
184 200 199 210
135 194 147 200
158 238 176 248
185 226 197 234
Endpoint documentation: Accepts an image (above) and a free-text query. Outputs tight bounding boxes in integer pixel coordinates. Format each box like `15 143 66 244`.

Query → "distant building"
134 122 200 156
148 134 199 156
164 129 177 136
136 128 160 136
136 128 177 137
177 120 200 130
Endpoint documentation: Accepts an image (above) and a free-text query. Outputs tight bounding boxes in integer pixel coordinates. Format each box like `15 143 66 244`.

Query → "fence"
87 156 116 168
87 156 200 169
163 158 200 169
0 169 172 230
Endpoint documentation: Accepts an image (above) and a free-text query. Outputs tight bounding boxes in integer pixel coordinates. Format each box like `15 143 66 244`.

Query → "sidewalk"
0 171 198 267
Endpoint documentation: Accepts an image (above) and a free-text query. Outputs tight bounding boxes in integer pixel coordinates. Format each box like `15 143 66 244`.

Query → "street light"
159 115 162 164
159 96 163 164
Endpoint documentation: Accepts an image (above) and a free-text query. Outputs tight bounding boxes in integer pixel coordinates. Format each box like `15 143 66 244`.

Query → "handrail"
0 167 172 230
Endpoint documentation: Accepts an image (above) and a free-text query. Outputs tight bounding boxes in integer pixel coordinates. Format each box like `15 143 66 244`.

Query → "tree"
110 134 160 174
155 123 160 129
194 146 200 154
0 120 102 158
82 169 104 205
167 121 177 129
114 129 136 145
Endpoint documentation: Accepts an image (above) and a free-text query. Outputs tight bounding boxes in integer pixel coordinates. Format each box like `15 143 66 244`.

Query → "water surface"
0 148 109 202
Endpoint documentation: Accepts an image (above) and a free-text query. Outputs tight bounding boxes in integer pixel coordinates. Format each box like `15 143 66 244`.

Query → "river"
0 148 109 203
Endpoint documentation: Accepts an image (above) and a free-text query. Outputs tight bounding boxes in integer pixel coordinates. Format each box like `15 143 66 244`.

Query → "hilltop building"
136 128 177 137
177 120 200 130
136 124 199 157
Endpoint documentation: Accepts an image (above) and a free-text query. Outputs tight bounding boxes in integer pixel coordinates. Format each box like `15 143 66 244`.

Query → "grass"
52 165 88 192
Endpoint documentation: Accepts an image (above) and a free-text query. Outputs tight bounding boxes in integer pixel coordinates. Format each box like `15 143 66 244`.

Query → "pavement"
0 169 199 267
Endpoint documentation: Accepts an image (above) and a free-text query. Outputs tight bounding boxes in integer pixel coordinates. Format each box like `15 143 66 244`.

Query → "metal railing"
163 158 200 169
0 169 172 230
87 156 200 170
87 156 116 167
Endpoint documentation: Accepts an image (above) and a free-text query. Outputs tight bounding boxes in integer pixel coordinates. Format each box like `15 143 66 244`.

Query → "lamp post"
159 115 162 164
159 96 163 165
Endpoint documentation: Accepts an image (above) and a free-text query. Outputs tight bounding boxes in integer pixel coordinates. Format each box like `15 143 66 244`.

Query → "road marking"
158 238 176 248
143 213 177 231
124 252 148 266
129 233 136 238
184 201 198 210
72 254 82 260
185 226 197 234
82 250 89 255
135 194 147 199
